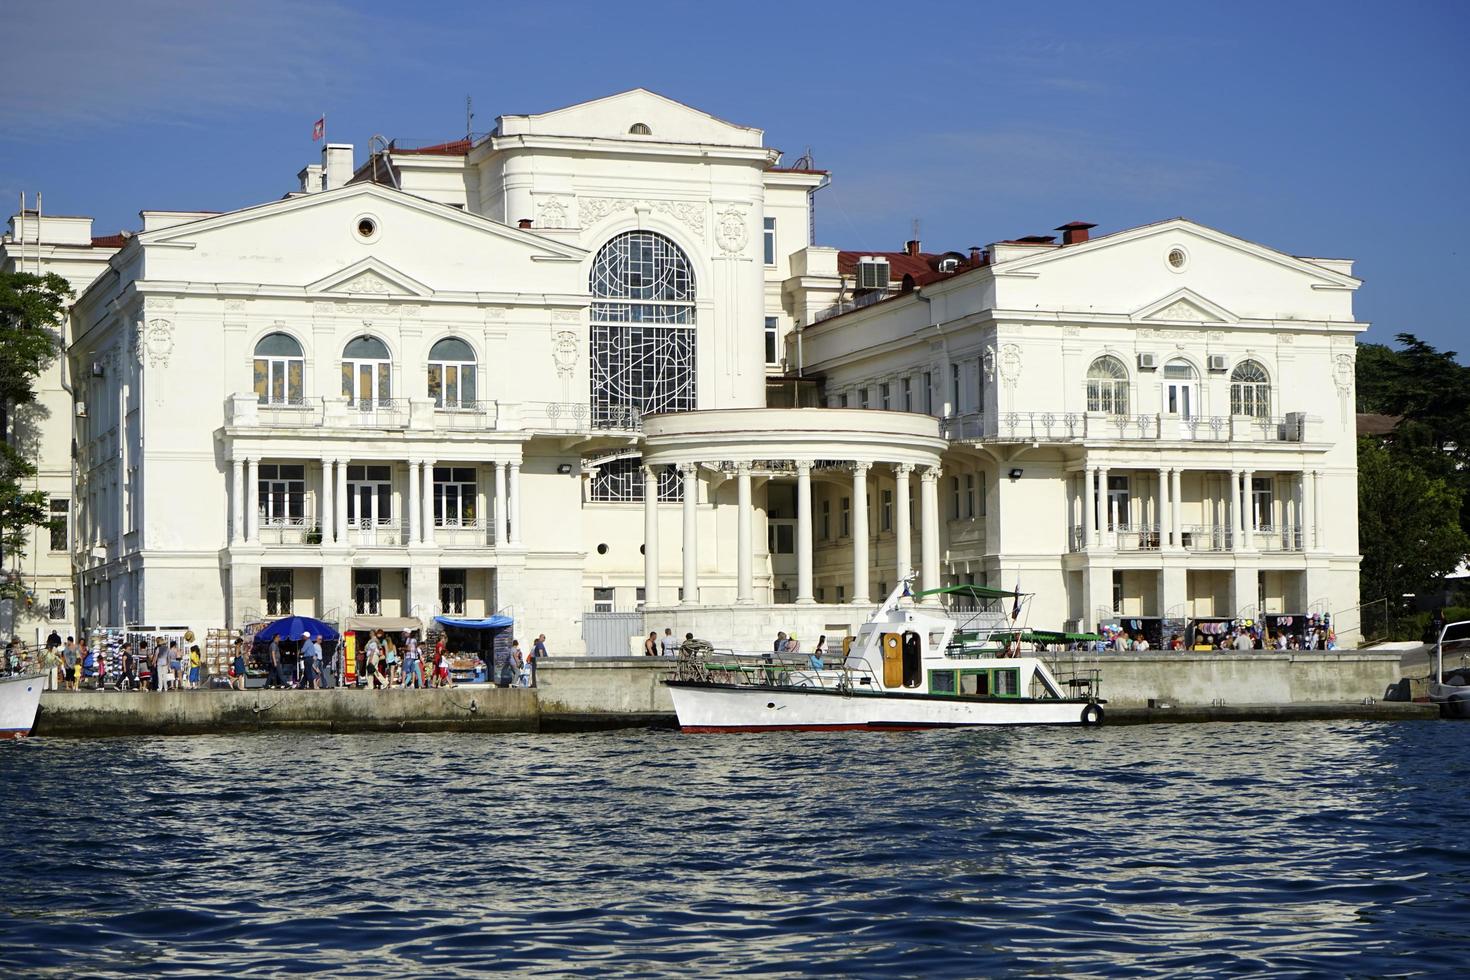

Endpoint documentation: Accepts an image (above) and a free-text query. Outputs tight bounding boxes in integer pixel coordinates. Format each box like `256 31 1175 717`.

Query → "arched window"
628 122 652 135
427 337 477 409
1085 356 1129 415
589 230 696 424
1230 360 1271 418
342 335 391 408
253 332 304 405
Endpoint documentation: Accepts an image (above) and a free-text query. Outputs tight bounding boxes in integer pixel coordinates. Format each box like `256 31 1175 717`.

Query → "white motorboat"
1429 620 1470 720
0 673 44 739
666 578 1104 731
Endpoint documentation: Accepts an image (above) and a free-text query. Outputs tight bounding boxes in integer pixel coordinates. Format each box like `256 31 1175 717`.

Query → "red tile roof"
390 139 472 156
90 233 129 249
836 249 984 285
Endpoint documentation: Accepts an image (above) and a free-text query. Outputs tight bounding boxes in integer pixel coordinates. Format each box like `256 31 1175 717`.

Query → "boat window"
994 668 1020 697
902 631 923 688
959 670 990 697
929 670 956 695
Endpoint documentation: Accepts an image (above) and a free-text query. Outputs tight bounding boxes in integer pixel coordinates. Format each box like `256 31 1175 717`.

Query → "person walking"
187 645 202 690
231 645 248 690
41 643 59 691
518 640 535 688
266 638 284 689
401 633 423 688
62 638 79 691
643 631 658 656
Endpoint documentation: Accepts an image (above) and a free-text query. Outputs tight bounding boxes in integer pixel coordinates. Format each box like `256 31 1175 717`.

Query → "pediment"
307 258 432 298
1133 288 1235 324
506 88 764 146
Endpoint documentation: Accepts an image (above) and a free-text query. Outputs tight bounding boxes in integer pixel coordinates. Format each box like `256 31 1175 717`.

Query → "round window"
597 543 609 555
1167 248 1187 270
357 217 377 239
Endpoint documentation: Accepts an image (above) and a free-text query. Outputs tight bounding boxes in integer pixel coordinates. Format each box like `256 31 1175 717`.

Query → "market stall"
433 615 514 685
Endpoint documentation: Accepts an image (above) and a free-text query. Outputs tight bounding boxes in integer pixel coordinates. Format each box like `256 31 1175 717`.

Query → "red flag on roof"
312 116 325 141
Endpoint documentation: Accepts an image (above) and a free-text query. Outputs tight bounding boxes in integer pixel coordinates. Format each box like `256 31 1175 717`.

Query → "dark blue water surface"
3 722 1469 977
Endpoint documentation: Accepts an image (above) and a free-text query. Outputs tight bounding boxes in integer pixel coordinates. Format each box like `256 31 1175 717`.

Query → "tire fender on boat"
1080 703 1104 726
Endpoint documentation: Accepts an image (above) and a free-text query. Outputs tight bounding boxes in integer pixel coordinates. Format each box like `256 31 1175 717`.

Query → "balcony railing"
344 397 410 428
812 289 892 324
1254 524 1304 552
433 400 499 430
1114 523 1162 551
942 412 1313 444
434 519 494 548
257 516 316 546
348 521 404 547
1182 524 1233 552
228 394 640 436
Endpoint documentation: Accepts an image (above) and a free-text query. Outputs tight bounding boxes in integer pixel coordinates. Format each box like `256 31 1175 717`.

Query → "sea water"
2 722 1468 977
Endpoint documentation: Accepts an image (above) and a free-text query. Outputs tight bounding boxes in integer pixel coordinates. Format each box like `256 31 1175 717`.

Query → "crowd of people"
5 627 547 692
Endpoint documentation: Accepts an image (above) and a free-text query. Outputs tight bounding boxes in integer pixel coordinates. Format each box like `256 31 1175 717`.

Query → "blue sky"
3 0 1465 356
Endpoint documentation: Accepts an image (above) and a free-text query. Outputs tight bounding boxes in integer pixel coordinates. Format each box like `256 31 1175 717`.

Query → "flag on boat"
312 116 325 141
1011 580 1022 621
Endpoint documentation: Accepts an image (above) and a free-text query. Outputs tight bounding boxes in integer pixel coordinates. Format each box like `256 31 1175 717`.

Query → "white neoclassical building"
2 89 1365 651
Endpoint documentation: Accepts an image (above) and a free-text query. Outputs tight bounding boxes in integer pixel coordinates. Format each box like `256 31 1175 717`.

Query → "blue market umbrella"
253 616 339 643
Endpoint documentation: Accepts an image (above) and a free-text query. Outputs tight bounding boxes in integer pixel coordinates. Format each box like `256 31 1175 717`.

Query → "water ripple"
1 722 1468 976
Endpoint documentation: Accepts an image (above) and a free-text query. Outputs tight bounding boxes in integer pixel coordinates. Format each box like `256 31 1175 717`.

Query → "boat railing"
671 646 880 692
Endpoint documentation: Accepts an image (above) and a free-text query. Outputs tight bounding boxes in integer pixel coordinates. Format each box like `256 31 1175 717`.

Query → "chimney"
1056 221 1097 246
905 239 921 256
297 163 325 193
968 245 983 265
517 218 533 229
322 144 354 190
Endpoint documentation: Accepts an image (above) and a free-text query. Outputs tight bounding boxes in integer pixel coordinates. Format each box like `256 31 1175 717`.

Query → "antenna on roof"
466 95 474 141
792 146 815 170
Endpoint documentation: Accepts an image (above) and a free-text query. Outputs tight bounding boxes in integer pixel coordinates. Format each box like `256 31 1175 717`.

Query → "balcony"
1254 525 1304 553
942 412 1314 444
258 516 318 546
348 522 405 548
435 519 494 548
433 400 499 431
1182 525 1233 553
1113 524 1161 551
227 394 640 437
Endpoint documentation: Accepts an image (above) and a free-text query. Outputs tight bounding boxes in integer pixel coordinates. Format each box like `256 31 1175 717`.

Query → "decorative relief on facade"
715 205 749 255
1061 325 1081 336
1207 331 1226 342
483 307 506 321
147 296 174 311
1332 353 1354 392
577 196 706 240
224 299 246 312
1155 299 1207 321
134 318 175 368
982 345 997 382
537 196 570 229
551 310 579 322
341 272 393 294
553 330 579 380
999 344 1022 385
1279 334 1295 345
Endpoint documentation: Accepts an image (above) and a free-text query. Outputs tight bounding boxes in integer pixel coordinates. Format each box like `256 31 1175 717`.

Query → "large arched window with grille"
1230 360 1271 418
1085 355 1130 415
589 231 696 426
254 332 304 405
428 337 477 409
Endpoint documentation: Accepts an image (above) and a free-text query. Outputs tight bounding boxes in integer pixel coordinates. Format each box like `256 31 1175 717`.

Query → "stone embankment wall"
31 653 1405 736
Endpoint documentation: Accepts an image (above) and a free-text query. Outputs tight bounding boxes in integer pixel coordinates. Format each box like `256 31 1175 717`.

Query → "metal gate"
582 610 644 657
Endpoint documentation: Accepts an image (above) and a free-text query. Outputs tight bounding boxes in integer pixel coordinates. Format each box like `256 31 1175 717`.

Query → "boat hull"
666 680 1101 731
0 674 44 739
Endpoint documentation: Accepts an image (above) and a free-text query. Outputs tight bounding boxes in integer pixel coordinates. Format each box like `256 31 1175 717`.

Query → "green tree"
1357 436 1470 611
0 270 72 603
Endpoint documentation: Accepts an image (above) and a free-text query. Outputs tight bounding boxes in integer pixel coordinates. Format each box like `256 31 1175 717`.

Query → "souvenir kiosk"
432 615 514 685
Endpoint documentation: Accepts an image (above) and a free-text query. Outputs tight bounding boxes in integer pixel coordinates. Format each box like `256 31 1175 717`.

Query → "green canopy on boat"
992 630 1102 644
917 583 1022 600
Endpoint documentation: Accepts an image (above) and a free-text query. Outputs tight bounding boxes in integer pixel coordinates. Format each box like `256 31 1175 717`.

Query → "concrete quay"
28 651 1424 736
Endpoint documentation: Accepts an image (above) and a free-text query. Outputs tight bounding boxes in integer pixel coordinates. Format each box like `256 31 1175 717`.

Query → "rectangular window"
820 499 831 540
816 587 825 603
1251 477 1273 531
976 473 986 517
950 476 961 520
768 521 796 555
859 388 870 410
994 668 1020 697
840 496 851 537
764 316 779 366
635 586 646 607
347 465 393 527
959 670 990 697
924 371 934 414
1112 570 1124 614
837 585 846 602
49 498 69 552
258 464 307 526
434 466 478 526
951 363 961 413
880 383 891 410
48 596 66 621
353 569 380 615
930 670 957 695
965 473 976 518
440 569 466 614
1107 475 1130 531
593 586 615 613
976 357 987 412
838 393 848 408
763 217 776 266
902 377 912 412
881 489 892 531
265 568 294 616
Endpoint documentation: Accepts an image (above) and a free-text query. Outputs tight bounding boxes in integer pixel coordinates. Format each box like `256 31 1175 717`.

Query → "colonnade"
1079 464 1323 551
228 455 521 547
642 459 943 606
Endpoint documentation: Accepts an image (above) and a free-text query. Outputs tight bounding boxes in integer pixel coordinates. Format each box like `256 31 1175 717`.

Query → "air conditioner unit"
856 258 889 291
1284 411 1307 440
1138 352 1158 370
1208 354 1228 372
74 401 87 418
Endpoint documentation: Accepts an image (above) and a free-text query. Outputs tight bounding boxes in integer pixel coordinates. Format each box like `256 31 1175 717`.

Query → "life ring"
1080 703 1104 726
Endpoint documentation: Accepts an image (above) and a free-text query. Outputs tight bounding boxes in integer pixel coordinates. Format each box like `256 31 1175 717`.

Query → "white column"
1229 468 1242 551
1098 464 1111 548
795 461 814 604
851 463 871 603
320 458 334 545
1157 466 1170 547
920 465 941 595
1084 465 1097 549
245 457 259 544
407 458 420 545
1242 469 1255 550
681 464 698 605
508 461 522 545
1309 469 1321 551
1171 468 1182 551
493 461 508 546
334 459 348 543
421 460 435 546
894 463 913 582
736 463 753 604
644 465 661 607
230 457 244 545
